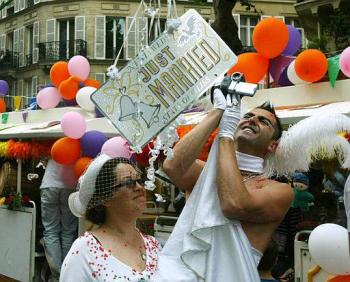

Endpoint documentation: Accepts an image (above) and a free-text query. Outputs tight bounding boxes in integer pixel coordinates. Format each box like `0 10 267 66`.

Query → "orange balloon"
295 49 328 82
73 157 92 178
51 137 81 165
84 79 101 88
253 18 289 59
227 53 269 83
328 275 350 282
58 77 79 100
50 61 70 87
0 98 6 113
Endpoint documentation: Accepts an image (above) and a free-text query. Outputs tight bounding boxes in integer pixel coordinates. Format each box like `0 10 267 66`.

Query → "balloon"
278 67 293 87
61 111 86 139
58 76 80 100
309 223 350 275
328 275 350 282
287 61 308 85
295 49 328 82
253 17 289 59
73 157 92 178
0 80 9 95
61 164 78 187
101 136 132 158
37 87 61 109
340 47 350 78
84 79 101 88
50 61 70 87
282 25 302 56
76 86 96 112
227 53 269 83
68 55 90 81
80 130 108 157
0 98 6 113
51 137 81 165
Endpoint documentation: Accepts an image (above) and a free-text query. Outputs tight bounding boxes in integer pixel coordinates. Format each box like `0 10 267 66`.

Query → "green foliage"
307 36 329 53
325 9 350 50
0 0 13 11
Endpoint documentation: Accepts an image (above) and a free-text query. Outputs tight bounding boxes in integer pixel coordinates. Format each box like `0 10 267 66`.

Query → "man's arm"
217 138 294 223
163 109 223 193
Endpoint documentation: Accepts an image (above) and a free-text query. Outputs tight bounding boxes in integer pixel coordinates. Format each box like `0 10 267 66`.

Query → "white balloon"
308 223 350 275
287 60 308 85
76 86 96 112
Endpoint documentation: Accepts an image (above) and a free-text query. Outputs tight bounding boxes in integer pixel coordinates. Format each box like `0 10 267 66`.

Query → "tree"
209 0 260 54
0 0 13 11
326 9 350 50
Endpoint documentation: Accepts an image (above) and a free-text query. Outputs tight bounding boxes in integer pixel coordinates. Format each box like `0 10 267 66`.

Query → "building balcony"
0 50 19 69
26 53 33 67
295 0 343 15
38 39 87 62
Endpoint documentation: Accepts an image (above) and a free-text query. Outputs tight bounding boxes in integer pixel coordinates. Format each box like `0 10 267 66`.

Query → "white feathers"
264 113 350 177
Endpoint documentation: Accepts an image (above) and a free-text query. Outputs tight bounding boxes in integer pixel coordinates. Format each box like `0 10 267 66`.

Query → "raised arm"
217 138 293 223
163 109 223 193
163 88 228 193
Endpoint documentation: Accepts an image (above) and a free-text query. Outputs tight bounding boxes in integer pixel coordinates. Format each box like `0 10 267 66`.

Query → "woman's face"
106 163 147 217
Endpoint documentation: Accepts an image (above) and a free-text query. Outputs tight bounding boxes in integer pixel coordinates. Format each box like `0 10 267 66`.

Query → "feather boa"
264 113 350 176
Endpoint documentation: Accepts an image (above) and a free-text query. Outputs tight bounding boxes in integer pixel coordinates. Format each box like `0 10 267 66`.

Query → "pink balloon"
37 87 61 109
61 164 78 188
68 55 90 81
101 136 132 158
340 47 350 78
61 111 86 139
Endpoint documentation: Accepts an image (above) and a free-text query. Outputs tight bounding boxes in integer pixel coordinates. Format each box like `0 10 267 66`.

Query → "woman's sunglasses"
113 177 147 190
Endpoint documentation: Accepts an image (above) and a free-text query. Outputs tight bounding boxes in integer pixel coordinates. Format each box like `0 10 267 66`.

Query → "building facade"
0 0 300 111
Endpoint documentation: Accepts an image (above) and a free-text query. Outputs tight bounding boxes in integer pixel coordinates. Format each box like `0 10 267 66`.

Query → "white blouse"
60 232 161 282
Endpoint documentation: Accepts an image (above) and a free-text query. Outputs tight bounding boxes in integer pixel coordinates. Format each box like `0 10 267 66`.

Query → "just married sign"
91 9 236 149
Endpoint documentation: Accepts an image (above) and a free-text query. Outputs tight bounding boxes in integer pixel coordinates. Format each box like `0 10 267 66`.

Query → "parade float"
1 1 350 281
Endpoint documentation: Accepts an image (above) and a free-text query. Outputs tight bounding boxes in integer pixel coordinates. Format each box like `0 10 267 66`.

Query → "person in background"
60 154 161 281
40 159 78 282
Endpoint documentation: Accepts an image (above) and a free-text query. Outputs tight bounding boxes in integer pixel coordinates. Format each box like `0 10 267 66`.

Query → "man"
158 87 293 281
40 159 77 281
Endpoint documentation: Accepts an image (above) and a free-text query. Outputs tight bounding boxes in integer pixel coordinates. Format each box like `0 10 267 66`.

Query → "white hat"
68 154 112 217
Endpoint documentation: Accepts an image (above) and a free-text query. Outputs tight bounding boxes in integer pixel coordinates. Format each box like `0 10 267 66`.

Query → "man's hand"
218 93 241 140
213 88 227 111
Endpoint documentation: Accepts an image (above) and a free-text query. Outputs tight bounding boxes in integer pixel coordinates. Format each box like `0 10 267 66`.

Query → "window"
95 73 106 85
126 17 148 60
148 18 166 43
285 18 307 48
26 25 34 65
58 19 75 59
106 17 125 60
240 16 259 47
24 76 36 108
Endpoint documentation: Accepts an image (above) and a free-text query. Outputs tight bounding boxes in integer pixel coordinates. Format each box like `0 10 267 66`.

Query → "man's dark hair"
256 101 282 140
258 240 278 272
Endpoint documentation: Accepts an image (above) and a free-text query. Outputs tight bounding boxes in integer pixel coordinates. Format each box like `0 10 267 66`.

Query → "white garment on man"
153 138 263 282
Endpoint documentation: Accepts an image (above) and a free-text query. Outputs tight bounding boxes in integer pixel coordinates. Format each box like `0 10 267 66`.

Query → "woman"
60 154 161 281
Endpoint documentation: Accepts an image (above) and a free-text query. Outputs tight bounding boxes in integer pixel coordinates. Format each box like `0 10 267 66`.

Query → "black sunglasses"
113 178 146 190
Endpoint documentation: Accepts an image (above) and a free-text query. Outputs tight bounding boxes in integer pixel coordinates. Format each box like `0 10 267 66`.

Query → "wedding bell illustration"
119 95 160 128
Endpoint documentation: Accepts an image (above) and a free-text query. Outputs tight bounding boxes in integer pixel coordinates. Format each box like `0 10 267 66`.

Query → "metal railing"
26 53 33 66
0 50 19 69
38 39 87 62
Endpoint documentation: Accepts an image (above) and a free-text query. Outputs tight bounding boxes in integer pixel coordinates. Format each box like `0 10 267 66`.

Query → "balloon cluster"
51 110 133 183
227 17 328 85
0 80 9 113
37 55 100 111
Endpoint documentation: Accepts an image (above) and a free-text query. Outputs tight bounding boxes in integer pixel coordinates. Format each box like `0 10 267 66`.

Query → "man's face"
234 108 278 154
